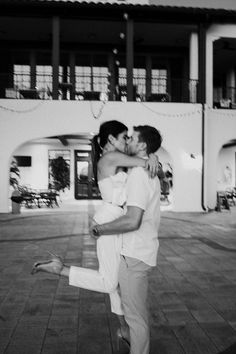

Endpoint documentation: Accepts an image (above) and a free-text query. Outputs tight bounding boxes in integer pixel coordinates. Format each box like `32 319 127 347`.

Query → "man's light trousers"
119 255 151 354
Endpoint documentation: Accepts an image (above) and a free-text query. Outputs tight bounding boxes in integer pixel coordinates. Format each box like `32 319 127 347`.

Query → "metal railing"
213 86 236 109
0 72 199 103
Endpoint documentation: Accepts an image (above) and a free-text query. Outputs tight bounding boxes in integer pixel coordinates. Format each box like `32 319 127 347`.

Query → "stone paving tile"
162 308 196 325
3 324 46 354
151 325 186 354
4 345 42 354
0 328 15 352
1 205 236 353
173 322 219 354
42 327 78 354
48 314 78 328
190 309 225 323
18 314 50 326
77 337 113 354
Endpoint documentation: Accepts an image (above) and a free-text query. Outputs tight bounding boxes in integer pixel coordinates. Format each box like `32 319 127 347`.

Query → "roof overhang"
3 0 236 11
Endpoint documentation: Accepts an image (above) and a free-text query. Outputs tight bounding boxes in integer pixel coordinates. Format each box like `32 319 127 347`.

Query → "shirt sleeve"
126 167 149 210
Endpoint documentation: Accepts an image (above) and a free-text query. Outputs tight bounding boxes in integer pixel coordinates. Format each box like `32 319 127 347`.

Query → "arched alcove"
9 132 97 211
217 138 236 193
158 146 173 210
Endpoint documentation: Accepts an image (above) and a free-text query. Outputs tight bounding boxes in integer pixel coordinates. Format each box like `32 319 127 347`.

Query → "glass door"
74 150 100 199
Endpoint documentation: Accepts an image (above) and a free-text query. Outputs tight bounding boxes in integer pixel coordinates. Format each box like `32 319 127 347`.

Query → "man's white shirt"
121 167 161 266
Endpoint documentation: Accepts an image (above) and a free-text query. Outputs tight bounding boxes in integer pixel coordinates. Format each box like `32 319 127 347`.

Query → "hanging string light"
0 101 44 114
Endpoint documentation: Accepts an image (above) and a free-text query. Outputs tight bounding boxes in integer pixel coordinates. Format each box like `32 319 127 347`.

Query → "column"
52 16 60 100
205 34 220 107
70 52 76 100
30 51 36 90
126 18 134 101
226 68 235 105
145 55 152 101
0 154 11 213
108 53 116 101
189 32 198 103
62 65 68 100
198 23 206 104
183 56 189 102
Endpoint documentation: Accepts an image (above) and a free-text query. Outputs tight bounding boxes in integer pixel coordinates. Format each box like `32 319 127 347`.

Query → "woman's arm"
102 151 159 177
103 151 146 168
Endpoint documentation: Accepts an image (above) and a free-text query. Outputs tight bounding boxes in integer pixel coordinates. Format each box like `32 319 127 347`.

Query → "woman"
31 120 159 344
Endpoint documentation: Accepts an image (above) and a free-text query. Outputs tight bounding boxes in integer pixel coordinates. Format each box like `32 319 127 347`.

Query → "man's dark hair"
133 125 162 154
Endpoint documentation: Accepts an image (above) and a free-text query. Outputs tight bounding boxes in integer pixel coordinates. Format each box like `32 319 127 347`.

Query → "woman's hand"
145 154 159 178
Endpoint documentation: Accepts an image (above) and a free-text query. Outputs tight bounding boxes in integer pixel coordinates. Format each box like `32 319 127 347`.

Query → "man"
91 125 162 354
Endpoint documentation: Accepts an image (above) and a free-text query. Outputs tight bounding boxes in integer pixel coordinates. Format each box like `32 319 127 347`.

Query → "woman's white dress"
69 171 127 315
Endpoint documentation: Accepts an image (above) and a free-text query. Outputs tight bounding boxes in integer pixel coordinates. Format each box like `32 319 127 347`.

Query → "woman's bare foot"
31 253 63 275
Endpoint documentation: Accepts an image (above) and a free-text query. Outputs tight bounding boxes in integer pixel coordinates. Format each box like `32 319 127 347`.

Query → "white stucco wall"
0 99 203 212
15 142 52 190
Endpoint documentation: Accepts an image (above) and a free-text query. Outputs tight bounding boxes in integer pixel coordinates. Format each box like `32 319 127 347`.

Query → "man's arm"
90 206 144 238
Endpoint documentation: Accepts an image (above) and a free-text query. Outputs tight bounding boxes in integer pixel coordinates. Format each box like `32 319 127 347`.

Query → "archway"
216 138 236 210
9 133 99 211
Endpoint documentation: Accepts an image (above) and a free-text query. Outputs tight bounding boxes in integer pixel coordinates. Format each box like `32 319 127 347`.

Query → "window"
75 66 108 94
14 65 30 89
152 69 167 94
133 68 146 96
92 67 108 93
36 65 53 91
75 66 91 92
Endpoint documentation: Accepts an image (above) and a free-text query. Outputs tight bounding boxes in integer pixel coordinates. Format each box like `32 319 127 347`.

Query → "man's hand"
145 154 159 178
89 219 100 239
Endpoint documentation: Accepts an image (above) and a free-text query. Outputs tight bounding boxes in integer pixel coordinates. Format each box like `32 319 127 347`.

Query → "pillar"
205 34 219 107
145 55 152 101
70 52 76 100
226 68 235 104
108 53 116 100
30 51 36 90
189 32 198 103
126 18 134 101
0 154 11 213
198 23 206 104
52 16 60 100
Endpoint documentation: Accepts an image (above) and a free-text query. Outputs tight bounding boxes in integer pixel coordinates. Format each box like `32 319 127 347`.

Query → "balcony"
0 72 198 103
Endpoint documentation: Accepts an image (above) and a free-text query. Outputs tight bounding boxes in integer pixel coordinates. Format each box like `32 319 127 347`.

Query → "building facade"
0 0 236 212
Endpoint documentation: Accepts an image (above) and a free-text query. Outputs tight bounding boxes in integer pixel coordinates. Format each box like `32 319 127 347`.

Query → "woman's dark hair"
91 120 128 183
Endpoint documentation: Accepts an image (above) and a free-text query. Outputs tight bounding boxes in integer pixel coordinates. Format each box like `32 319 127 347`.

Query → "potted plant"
10 159 20 189
10 159 23 212
49 156 70 193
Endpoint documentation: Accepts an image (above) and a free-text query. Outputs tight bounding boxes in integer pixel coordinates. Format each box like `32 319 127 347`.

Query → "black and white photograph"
0 0 236 353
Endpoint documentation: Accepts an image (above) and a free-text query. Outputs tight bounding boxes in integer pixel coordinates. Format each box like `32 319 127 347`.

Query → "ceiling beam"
223 140 236 148
58 136 69 146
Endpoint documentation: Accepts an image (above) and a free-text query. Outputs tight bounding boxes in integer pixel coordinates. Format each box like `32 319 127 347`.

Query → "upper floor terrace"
0 62 198 103
1 0 236 107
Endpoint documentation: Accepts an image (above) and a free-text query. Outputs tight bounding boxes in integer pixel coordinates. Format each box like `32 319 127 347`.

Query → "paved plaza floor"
0 201 236 354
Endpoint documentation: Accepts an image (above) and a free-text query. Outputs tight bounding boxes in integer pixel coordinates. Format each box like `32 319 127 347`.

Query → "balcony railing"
0 72 199 103
213 86 236 109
